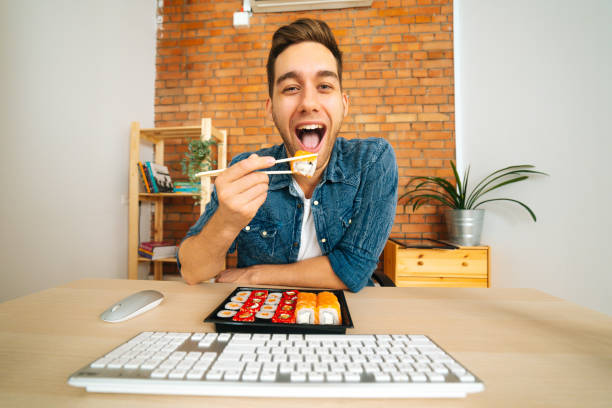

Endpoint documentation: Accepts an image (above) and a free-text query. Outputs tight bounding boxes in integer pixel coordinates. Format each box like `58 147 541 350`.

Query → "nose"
298 84 320 113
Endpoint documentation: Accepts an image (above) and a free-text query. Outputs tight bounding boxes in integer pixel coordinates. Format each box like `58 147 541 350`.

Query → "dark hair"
266 18 343 98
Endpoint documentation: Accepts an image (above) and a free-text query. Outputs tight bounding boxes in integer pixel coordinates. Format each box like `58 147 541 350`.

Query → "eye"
282 85 300 94
319 83 334 92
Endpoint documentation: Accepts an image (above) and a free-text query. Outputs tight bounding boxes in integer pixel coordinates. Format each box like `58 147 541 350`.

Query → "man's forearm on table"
247 256 348 290
178 214 239 285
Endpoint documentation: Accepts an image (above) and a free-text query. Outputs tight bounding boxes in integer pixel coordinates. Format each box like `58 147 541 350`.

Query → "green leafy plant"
400 161 548 221
181 139 216 183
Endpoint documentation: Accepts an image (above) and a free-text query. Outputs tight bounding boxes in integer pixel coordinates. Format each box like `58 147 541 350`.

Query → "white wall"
455 0 612 314
0 0 156 301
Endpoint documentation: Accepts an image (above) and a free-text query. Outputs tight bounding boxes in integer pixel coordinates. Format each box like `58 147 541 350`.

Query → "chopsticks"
194 153 317 177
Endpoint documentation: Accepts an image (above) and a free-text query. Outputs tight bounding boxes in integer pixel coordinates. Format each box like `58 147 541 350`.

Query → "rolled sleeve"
327 141 398 292
175 186 237 271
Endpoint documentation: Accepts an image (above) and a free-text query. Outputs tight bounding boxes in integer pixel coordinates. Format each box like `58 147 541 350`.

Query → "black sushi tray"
204 286 354 334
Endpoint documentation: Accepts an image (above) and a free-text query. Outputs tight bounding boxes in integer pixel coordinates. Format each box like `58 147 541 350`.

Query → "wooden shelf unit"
128 118 227 280
383 240 490 287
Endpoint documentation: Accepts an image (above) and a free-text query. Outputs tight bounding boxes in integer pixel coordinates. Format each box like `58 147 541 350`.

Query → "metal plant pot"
444 209 485 247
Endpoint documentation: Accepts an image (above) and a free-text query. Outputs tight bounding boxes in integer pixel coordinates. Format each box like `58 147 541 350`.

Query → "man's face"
266 41 349 177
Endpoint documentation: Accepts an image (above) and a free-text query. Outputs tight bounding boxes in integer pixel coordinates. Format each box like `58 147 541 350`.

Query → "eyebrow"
275 70 339 86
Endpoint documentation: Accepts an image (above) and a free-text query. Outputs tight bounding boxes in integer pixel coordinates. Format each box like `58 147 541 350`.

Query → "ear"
265 97 273 120
342 92 349 117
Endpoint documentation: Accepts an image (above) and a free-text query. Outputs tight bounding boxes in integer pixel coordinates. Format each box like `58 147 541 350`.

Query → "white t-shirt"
292 179 323 261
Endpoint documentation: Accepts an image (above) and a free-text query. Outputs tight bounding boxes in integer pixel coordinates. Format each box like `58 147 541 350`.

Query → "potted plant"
400 161 547 246
180 138 216 202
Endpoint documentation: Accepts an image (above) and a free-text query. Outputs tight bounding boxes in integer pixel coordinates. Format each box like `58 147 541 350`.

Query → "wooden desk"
0 279 610 407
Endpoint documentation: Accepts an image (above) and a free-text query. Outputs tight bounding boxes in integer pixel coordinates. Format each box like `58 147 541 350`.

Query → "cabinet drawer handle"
461 262 468 267
417 261 424 266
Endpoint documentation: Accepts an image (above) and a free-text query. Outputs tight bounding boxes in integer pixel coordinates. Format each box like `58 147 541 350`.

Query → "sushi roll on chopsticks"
316 291 342 325
290 150 317 177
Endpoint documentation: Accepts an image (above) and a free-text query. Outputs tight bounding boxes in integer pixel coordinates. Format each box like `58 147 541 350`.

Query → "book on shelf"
138 241 177 260
173 181 200 193
137 162 152 193
145 162 174 193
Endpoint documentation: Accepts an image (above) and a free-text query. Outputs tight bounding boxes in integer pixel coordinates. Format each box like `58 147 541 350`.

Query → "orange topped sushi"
290 150 317 177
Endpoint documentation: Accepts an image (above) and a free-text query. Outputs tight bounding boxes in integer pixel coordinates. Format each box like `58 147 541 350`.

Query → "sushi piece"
217 310 237 318
231 295 248 303
240 302 263 312
290 150 317 177
264 296 281 305
236 291 251 297
272 312 296 324
279 304 295 312
260 304 277 312
256 311 274 319
282 290 299 300
232 310 256 322
316 291 342 325
251 290 268 299
296 292 317 324
224 302 243 310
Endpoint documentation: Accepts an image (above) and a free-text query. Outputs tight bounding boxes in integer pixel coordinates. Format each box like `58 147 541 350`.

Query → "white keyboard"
68 332 484 398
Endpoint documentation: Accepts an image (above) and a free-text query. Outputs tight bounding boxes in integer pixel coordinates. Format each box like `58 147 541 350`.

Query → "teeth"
297 124 323 131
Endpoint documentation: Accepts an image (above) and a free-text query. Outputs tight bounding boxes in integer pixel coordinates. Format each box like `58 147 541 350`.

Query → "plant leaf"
466 168 548 208
473 198 538 221
407 193 456 211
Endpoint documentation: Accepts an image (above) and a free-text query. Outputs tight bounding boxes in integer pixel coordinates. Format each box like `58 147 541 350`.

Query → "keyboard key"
151 368 169 379
242 371 259 381
308 372 324 382
224 370 241 381
169 368 188 379
290 372 306 382
186 369 205 380
205 369 223 380
459 373 476 382
373 372 391 382
326 372 343 382
260 370 277 382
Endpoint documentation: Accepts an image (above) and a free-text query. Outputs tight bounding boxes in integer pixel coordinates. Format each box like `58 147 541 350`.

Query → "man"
178 19 397 292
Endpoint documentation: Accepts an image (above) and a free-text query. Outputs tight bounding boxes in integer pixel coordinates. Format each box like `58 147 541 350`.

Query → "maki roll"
290 150 317 177
272 312 296 324
232 310 256 322
296 292 317 324
224 302 243 310
255 311 274 319
316 291 342 325
217 310 237 318
260 304 277 312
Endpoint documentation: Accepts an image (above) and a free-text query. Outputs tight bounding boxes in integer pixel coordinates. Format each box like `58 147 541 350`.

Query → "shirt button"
313 200 319 206
297 203 302 209
262 231 267 237
245 226 251 231
321 238 326 243
349 219 352 224
293 242 299 247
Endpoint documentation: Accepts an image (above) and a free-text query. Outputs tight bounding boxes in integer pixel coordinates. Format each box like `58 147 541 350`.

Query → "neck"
294 173 320 199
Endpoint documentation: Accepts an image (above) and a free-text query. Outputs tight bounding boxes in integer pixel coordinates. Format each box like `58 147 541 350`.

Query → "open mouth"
295 123 326 151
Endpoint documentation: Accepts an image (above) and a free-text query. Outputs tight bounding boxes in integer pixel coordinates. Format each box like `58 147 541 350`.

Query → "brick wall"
155 0 455 273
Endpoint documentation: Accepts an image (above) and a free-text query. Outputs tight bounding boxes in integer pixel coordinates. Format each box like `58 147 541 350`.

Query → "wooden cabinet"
128 119 227 280
383 240 489 287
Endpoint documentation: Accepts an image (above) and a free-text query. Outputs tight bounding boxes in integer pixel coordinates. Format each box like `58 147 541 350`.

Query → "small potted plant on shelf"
180 138 216 202
399 161 548 246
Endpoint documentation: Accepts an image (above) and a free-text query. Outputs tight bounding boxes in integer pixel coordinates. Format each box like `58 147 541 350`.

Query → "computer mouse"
100 290 164 323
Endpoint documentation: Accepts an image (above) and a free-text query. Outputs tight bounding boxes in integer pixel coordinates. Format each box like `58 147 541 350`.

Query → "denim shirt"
181 137 398 292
